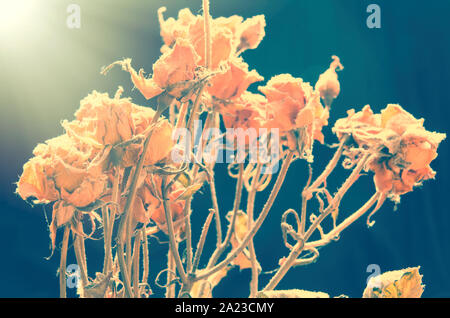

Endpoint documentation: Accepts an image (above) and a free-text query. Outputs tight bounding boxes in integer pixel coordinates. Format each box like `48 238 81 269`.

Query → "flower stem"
247 163 262 297
59 226 70 298
195 152 294 282
263 152 369 291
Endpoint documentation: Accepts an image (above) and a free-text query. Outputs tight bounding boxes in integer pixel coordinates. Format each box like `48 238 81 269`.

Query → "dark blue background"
0 0 449 297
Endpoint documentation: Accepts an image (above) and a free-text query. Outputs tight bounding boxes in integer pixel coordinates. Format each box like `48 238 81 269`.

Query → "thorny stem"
247 163 262 298
305 192 381 249
195 151 294 282
166 245 176 298
101 206 110 276
117 242 133 297
202 162 244 274
72 231 88 289
192 209 215 273
115 110 162 296
132 232 141 298
116 109 162 246
300 136 348 234
59 226 70 298
203 0 212 70
208 174 222 247
141 227 149 288
162 177 188 286
105 168 120 275
263 152 370 291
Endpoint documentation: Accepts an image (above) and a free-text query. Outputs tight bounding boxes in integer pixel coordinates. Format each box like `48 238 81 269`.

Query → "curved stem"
263 152 369 291
305 192 381 249
195 152 294 281
247 163 262 297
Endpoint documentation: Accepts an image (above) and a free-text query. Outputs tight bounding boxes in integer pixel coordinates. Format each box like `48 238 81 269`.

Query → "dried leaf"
83 272 113 298
363 266 424 298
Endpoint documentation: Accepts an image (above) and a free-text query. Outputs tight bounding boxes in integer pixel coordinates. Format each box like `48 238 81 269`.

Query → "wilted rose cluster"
104 6 343 160
333 104 446 199
16 90 183 238
14 1 446 299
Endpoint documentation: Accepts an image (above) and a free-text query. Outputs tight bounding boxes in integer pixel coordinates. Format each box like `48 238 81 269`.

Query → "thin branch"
59 226 70 298
247 163 262 297
162 177 188 285
263 151 369 291
192 209 215 273
195 152 294 282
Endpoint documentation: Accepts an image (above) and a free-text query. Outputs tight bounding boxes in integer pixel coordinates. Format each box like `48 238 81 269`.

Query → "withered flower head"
333 104 446 197
63 91 135 147
17 134 108 208
315 55 343 106
259 74 329 154
158 7 266 63
104 38 200 100
208 56 263 101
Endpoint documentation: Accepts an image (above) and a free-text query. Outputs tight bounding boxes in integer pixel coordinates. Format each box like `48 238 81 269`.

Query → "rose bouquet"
16 0 445 298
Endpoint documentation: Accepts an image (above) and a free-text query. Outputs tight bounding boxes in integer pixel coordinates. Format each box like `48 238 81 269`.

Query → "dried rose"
315 55 343 106
208 57 263 101
105 38 200 100
17 134 107 207
333 104 446 197
63 91 135 147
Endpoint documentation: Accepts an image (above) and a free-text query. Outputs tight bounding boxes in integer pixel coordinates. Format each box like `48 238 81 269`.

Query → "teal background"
0 0 449 297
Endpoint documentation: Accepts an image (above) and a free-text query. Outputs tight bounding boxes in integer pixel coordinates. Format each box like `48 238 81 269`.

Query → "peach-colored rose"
158 8 266 60
334 104 446 196
129 105 175 166
187 17 233 70
106 39 200 100
208 57 263 100
17 156 59 204
220 92 267 131
332 105 386 146
17 134 108 207
315 55 343 106
158 7 196 48
257 74 329 155
134 175 186 233
259 74 325 134
63 91 135 147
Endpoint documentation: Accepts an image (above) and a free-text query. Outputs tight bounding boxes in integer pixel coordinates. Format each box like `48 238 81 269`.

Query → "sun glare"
0 0 36 33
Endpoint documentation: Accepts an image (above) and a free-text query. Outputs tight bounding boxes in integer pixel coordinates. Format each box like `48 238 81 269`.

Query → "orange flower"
63 91 135 147
259 74 327 135
158 8 266 63
105 38 200 100
220 92 267 131
187 17 233 70
129 105 175 166
332 105 385 146
333 104 446 196
17 134 108 207
208 57 263 101
315 55 343 106
158 7 196 48
137 175 186 233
